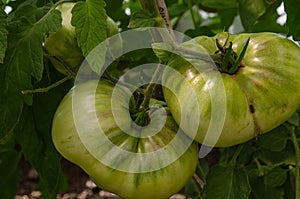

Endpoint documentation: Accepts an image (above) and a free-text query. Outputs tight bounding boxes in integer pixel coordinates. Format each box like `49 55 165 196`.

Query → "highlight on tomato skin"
163 32 300 147
51 80 199 199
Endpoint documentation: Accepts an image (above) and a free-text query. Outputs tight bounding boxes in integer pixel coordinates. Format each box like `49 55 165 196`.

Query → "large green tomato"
52 80 198 199
44 2 118 75
163 32 300 147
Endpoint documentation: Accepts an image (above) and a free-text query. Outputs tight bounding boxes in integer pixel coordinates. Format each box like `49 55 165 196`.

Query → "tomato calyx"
131 109 150 127
213 37 250 75
129 90 151 127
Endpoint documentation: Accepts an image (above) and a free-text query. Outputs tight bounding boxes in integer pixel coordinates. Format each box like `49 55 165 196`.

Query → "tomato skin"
44 2 118 75
52 80 198 199
163 32 300 147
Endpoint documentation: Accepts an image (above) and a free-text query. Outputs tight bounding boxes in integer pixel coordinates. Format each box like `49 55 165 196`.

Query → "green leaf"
185 177 201 199
283 177 296 199
0 93 23 143
250 177 284 199
219 8 237 30
264 167 287 187
257 144 296 166
0 10 7 63
287 111 299 126
175 6 202 33
199 0 237 10
238 0 266 30
250 1 285 33
152 42 173 63
71 0 107 58
185 27 215 37
205 165 251 199
122 0 141 15
238 143 257 165
105 0 129 31
71 0 107 75
256 125 289 152
14 68 70 198
15 105 67 199
4 5 61 103
0 61 23 142
128 9 162 28
284 0 300 40
32 72 71 198
0 139 21 199
168 3 188 18
0 4 61 141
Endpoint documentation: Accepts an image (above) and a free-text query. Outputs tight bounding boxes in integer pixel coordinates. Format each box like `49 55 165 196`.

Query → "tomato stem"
135 0 173 125
133 110 150 127
229 145 244 166
138 0 161 20
52 0 75 9
290 126 300 199
188 0 197 30
213 37 250 75
139 63 165 111
21 75 72 94
139 0 175 40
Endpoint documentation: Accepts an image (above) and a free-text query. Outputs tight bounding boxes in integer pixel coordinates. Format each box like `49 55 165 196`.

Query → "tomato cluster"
50 3 300 199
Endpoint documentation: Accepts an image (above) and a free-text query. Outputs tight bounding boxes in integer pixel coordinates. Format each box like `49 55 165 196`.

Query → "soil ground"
15 158 189 199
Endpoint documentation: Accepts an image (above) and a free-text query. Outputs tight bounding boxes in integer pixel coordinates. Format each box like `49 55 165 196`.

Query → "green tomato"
52 80 198 199
44 2 118 75
163 32 300 147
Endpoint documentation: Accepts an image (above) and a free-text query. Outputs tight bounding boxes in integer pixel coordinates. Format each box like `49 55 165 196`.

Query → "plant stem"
229 145 244 166
139 0 227 69
290 126 300 199
194 162 206 187
52 0 75 9
136 0 174 110
155 0 175 37
139 0 175 37
139 62 165 110
138 0 161 20
188 0 197 29
21 76 72 94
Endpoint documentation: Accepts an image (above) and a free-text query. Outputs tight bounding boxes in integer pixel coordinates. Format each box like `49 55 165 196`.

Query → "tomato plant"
0 0 300 199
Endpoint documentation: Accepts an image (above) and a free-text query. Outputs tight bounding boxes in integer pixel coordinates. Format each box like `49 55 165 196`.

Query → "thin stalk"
155 0 175 37
139 0 226 67
188 0 197 29
22 76 72 94
52 0 76 9
137 0 175 110
229 145 244 166
194 161 206 187
190 161 207 199
290 126 300 199
254 158 264 176
192 174 204 199
139 63 165 110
